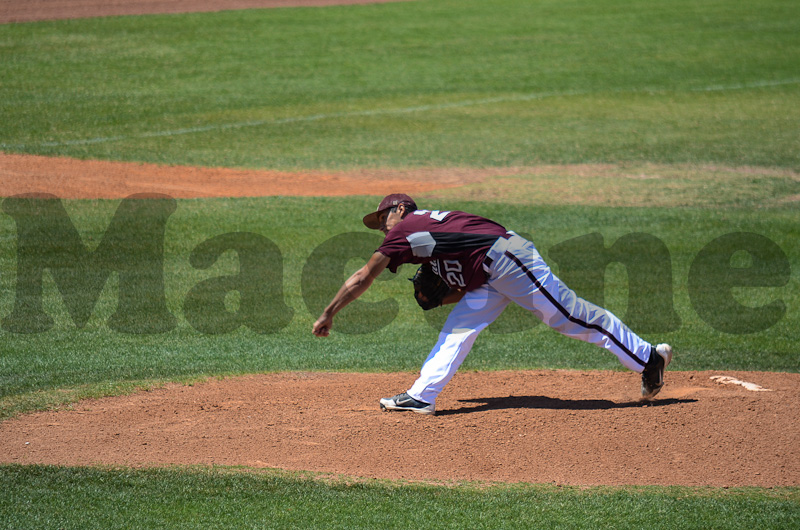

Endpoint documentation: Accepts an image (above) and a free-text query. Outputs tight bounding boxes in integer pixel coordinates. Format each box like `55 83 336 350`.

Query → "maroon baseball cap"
362 193 417 229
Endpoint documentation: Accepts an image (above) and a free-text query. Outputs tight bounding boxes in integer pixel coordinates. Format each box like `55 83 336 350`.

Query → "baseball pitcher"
312 194 672 415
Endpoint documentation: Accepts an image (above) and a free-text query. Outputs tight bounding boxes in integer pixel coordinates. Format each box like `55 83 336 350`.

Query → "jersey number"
414 210 450 222
432 259 466 288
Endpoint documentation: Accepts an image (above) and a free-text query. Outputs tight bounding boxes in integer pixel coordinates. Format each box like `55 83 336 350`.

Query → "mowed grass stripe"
1 78 797 150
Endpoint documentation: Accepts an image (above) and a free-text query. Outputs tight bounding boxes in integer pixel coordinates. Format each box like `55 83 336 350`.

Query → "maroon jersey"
377 209 508 291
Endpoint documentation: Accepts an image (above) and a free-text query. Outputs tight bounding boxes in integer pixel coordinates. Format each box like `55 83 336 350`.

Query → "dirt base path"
0 0 413 24
2 370 799 487
0 152 491 199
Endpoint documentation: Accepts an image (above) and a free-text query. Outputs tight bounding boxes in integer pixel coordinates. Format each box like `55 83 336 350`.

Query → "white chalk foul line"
2 78 799 150
0 90 576 150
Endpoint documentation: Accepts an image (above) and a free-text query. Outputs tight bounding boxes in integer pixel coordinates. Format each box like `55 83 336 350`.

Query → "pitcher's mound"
2 370 798 487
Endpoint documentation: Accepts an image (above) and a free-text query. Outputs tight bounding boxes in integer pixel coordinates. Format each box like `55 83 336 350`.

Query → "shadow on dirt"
437 395 696 415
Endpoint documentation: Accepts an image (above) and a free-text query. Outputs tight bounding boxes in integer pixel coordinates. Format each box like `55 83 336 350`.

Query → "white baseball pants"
407 234 653 406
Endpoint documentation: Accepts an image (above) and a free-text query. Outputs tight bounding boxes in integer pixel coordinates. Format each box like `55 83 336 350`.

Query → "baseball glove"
409 263 450 310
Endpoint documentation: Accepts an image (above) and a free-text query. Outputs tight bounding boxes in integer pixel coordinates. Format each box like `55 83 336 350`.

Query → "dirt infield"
2 370 798 487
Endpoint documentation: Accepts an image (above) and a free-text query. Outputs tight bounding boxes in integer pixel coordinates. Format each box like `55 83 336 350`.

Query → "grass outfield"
0 0 798 169
1 0 799 527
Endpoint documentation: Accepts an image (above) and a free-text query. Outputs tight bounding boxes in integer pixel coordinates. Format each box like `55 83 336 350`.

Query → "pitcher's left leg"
488 237 652 371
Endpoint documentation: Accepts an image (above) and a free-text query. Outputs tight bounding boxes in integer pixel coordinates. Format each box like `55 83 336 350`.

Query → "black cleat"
641 343 673 400
379 392 435 415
